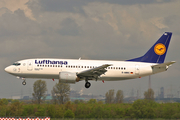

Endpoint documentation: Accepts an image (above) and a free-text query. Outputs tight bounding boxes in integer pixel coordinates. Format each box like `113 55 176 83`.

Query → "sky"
0 0 180 98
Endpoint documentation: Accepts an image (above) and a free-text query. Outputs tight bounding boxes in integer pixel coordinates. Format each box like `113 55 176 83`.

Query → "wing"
77 64 111 80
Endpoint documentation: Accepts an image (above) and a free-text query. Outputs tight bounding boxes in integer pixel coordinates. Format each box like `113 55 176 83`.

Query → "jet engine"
59 72 80 84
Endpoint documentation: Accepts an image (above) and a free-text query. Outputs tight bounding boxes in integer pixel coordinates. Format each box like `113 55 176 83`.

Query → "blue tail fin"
127 32 172 63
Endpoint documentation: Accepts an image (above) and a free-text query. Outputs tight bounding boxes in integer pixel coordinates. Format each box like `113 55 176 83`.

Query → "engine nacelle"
59 72 80 84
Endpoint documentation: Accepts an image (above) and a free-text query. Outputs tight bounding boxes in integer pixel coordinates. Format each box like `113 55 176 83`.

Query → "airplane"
5 32 175 88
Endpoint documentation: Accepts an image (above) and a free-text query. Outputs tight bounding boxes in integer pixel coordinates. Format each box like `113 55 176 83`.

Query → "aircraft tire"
85 82 91 88
22 81 26 85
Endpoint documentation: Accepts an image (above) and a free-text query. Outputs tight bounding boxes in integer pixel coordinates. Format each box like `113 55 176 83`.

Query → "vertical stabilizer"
127 32 172 63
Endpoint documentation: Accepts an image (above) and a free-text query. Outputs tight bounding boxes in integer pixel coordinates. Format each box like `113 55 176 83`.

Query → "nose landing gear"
22 80 26 85
17 76 26 85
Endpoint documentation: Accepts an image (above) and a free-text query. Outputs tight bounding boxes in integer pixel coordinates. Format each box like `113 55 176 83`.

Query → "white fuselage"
5 58 160 81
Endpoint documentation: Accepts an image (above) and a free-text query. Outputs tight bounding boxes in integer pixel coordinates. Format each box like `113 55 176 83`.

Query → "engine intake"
59 72 80 84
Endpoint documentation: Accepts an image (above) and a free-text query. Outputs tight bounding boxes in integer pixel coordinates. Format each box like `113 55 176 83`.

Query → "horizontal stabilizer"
151 61 176 68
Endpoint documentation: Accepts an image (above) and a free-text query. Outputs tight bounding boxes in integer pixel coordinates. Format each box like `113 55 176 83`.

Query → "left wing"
77 64 111 80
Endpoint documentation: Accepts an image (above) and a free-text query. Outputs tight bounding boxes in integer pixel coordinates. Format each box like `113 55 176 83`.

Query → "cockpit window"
13 63 21 66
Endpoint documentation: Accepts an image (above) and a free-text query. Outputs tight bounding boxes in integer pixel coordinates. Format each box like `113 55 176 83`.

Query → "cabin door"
135 64 140 75
27 61 33 71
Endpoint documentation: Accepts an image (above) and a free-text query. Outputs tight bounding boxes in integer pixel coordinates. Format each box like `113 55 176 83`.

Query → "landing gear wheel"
85 82 91 88
22 81 26 85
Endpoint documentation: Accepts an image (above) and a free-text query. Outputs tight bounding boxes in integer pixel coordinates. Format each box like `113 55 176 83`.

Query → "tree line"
0 80 175 119
32 80 125 104
32 80 154 104
0 98 180 118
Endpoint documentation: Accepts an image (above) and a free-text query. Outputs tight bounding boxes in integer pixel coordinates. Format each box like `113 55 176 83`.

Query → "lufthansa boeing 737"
5 32 175 88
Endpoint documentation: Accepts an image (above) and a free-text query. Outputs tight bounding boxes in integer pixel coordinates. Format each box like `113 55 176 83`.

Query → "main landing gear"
85 81 91 88
85 77 91 88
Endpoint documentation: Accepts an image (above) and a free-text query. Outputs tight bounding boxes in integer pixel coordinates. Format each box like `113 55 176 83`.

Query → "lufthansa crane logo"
154 43 166 55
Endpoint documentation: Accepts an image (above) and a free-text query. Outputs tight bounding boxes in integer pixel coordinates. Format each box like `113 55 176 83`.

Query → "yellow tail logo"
154 43 166 55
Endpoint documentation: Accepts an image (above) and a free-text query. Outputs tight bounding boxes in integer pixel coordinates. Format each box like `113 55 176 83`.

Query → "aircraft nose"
4 66 11 73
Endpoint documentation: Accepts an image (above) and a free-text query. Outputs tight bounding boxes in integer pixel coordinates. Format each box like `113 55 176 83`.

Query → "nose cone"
4 66 12 73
